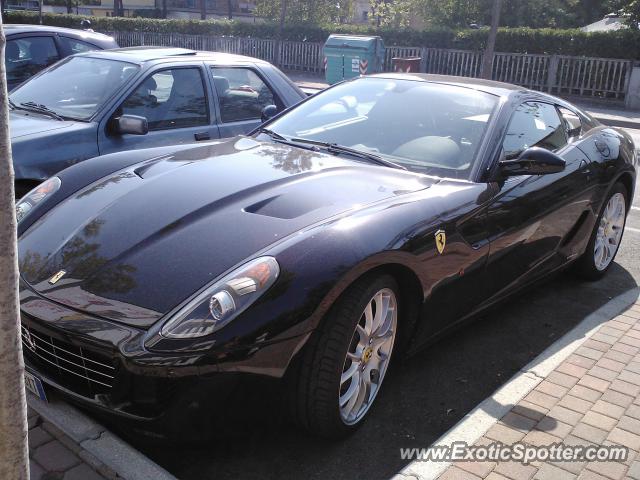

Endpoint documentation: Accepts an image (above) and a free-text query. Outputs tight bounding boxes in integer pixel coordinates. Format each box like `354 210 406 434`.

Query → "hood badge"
49 270 66 285
435 229 446 255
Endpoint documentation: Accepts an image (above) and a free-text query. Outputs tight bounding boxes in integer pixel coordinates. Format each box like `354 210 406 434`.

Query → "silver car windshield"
267 78 498 179
10 56 139 121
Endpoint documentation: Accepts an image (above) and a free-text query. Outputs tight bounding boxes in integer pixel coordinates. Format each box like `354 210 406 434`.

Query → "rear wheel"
290 274 399 438
576 182 628 280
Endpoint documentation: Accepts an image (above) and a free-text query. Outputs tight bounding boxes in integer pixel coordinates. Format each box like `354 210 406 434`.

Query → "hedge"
7 11 640 59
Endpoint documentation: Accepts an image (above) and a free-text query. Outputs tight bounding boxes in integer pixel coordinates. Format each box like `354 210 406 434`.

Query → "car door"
482 101 594 301
98 64 220 155
209 65 284 138
5 34 61 90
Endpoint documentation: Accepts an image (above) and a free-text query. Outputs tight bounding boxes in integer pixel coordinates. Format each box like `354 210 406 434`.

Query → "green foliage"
253 0 352 25
417 0 625 28
621 0 640 29
367 0 417 28
7 10 640 59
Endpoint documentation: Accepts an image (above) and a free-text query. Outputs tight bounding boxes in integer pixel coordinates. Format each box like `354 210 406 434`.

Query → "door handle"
194 132 210 141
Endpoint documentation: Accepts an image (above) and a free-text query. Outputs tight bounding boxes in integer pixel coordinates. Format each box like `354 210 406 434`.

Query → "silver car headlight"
160 256 280 339
16 177 61 223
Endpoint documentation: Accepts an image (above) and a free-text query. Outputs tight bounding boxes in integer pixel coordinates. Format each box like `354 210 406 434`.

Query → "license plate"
24 371 47 402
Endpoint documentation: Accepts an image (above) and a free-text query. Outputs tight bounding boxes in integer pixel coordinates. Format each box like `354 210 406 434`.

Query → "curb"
591 115 640 130
27 392 176 480
395 286 640 480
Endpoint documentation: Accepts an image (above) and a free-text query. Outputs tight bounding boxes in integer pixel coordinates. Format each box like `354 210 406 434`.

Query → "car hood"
10 111 78 139
19 137 433 328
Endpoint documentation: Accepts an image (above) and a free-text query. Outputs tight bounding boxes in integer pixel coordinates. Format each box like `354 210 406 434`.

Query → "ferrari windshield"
266 77 498 179
10 56 139 121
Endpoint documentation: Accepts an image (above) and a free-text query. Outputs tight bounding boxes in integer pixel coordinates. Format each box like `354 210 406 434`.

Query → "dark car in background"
16 74 635 439
9 47 306 196
5 24 118 90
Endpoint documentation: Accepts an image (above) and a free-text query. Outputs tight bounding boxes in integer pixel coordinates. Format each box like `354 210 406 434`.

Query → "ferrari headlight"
160 256 280 339
16 177 61 223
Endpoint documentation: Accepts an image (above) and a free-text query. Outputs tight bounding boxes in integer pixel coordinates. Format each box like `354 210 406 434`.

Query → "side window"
558 107 582 137
59 37 100 54
119 68 208 131
5 36 60 87
211 67 278 123
503 102 567 159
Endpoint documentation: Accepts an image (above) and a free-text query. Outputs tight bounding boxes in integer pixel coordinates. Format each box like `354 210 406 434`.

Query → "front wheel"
576 182 628 280
289 274 399 438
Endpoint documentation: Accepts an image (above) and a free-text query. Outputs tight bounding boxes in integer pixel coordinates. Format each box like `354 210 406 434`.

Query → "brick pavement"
438 299 640 480
27 407 116 480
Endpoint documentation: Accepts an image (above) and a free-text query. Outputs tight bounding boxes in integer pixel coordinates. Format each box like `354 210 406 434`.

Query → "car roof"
75 46 269 65
369 72 527 97
4 24 115 43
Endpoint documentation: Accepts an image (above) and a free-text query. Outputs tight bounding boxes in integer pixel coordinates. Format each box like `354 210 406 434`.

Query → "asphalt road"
132 131 640 480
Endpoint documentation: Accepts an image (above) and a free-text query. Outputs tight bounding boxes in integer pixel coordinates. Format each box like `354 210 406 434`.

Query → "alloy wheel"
339 288 397 425
594 192 626 271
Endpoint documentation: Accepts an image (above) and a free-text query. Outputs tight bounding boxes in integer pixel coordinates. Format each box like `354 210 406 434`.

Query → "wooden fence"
109 31 634 100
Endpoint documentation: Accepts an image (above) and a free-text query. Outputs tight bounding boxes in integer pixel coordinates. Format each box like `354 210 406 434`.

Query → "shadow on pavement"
131 264 636 480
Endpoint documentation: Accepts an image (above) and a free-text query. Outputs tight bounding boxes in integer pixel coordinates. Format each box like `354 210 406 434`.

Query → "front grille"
21 324 115 395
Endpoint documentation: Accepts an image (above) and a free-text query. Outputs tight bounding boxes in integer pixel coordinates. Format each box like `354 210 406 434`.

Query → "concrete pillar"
625 66 640 110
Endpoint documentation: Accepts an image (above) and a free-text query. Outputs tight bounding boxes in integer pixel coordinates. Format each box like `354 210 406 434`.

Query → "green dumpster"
323 35 385 85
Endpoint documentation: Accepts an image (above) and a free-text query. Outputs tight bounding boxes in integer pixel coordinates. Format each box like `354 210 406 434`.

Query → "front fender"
12 123 99 182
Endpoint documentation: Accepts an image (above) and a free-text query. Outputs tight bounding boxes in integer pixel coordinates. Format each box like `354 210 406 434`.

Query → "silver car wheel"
594 192 626 271
339 288 397 425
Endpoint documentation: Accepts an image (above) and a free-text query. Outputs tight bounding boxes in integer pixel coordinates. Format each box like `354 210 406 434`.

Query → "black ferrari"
16 74 636 439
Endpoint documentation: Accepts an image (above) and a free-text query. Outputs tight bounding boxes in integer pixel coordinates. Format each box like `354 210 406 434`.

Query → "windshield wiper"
14 101 65 121
256 127 288 141
290 138 407 170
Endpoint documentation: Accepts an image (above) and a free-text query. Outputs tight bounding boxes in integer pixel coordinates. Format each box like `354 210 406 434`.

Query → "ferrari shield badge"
435 230 446 255
49 270 66 285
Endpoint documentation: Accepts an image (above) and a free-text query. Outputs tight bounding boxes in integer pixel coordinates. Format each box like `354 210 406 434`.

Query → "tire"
289 274 400 438
576 182 628 281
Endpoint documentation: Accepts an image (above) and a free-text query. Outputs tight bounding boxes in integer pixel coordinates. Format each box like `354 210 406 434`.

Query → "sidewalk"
28 406 112 480
26 391 176 480
414 292 640 480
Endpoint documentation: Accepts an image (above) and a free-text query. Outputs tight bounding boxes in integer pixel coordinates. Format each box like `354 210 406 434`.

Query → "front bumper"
20 284 309 437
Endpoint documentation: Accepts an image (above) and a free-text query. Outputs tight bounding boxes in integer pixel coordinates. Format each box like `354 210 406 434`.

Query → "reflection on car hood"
10 111 78 139
18 137 433 328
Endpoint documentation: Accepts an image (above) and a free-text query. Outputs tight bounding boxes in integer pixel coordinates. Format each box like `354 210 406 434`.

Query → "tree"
621 0 640 28
0 13 30 480
200 0 206 20
369 0 415 28
275 0 287 65
481 0 501 79
227 0 233 20
254 0 349 25
417 0 619 29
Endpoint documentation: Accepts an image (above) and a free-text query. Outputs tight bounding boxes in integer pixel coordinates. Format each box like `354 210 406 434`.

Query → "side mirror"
261 104 278 123
499 147 565 177
111 115 148 136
